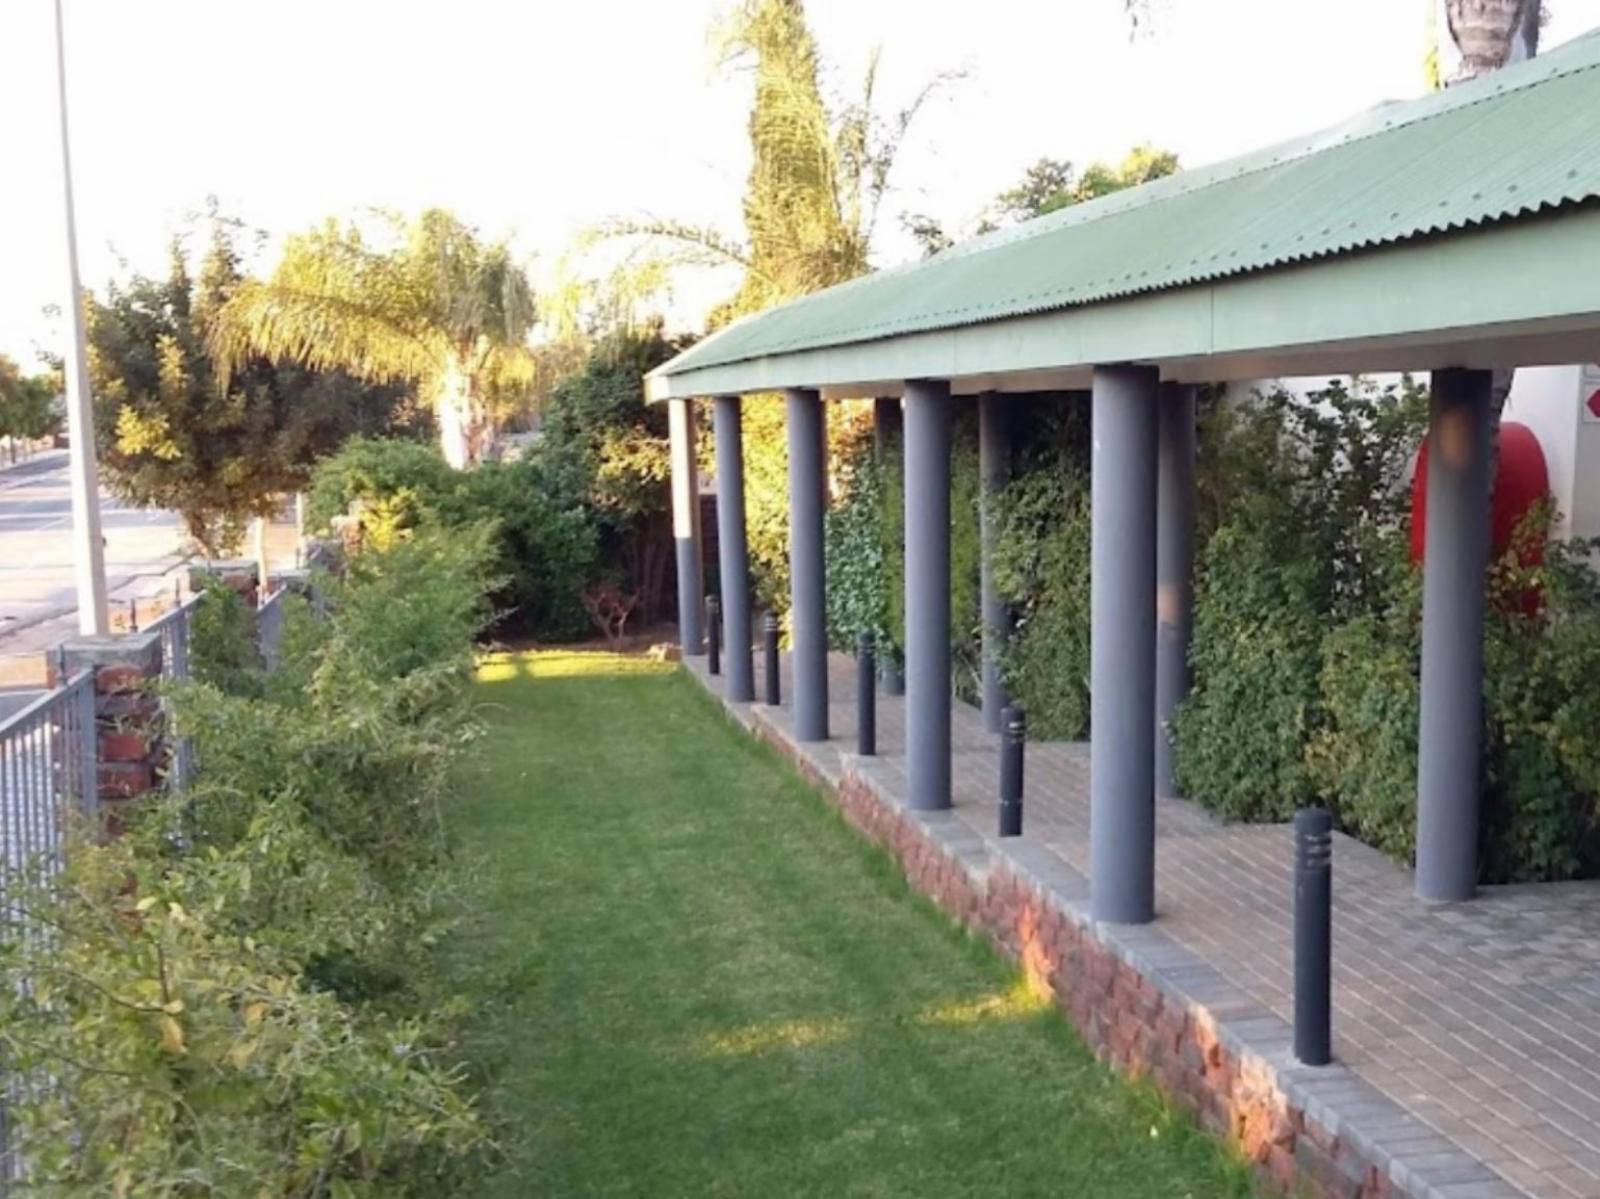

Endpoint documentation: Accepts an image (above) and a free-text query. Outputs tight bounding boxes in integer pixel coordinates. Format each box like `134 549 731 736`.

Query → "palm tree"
210 209 535 468
1441 0 1540 82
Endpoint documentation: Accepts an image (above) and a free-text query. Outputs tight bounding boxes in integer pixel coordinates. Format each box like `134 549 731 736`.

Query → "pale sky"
4 0 1599 367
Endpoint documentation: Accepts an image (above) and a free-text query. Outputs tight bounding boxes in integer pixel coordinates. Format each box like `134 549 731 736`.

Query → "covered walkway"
690 649 1600 1199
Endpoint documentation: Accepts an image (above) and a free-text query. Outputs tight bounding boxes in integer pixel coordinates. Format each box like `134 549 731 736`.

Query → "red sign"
1587 388 1600 421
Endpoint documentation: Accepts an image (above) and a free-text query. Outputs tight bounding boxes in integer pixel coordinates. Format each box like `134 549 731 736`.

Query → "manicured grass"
447 650 1257 1198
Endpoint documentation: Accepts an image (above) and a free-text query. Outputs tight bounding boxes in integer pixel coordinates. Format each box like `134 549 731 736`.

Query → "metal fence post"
763 611 781 706
1294 807 1333 1066
857 631 876 756
706 594 721 677
1000 706 1025 837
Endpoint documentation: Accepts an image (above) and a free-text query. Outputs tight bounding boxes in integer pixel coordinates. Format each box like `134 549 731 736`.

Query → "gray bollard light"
706 594 722 676
857 631 876 756
763 611 781 706
1294 807 1333 1066
999 706 1025 837
128 596 139 633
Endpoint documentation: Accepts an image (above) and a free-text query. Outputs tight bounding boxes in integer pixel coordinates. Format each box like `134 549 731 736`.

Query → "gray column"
904 379 953 811
786 388 828 741
669 398 704 654
1416 368 1493 903
1154 384 1196 798
714 395 754 702
1090 365 1159 925
873 397 905 695
978 392 1014 734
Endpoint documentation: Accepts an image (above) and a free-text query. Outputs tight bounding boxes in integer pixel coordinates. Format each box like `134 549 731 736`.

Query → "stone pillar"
904 379 954 811
1155 383 1196 798
978 391 1013 734
55 632 165 813
669 397 705 655
713 395 755 702
188 559 260 609
873 396 906 695
786 388 828 741
1416 368 1493 903
1089 365 1159 925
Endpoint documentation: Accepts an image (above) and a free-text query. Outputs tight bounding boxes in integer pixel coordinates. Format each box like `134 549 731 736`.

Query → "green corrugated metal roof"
655 28 1600 382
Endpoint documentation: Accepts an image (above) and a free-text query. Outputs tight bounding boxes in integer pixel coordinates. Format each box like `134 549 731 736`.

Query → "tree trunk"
436 359 471 470
1442 0 1540 83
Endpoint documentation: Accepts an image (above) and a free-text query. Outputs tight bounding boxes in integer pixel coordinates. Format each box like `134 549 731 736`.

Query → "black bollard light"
999 706 1025 837
706 595 722 676
1293 807 1333 1066
763 611 781 705
128 597 139 633
857 631 876 756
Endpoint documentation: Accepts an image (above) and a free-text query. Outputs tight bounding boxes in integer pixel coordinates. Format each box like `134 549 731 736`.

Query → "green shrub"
189 578 265 696
992 466 1092 739
1307 534 1422 856
0 525 494 1193
1176 380 1427 823
306 439 597 641
1479 531 1600 881
305 435 458 532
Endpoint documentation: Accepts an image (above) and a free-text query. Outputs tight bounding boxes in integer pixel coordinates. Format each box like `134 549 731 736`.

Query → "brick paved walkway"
688 649 1600 1199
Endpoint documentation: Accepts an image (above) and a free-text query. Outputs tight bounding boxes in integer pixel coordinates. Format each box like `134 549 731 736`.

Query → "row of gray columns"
673 365 1492 914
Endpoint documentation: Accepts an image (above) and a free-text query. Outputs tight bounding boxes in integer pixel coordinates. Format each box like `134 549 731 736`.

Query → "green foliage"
189 579 266 696
1175 379 1428 823
307 437 598 640
0 527 494 1194
1306 538 1423 856
89 215 418 555
825 438 892 655
210 208 536 468
992 465 1092 740
1478 529 1600 881
823 408 978 689
0 356 62 452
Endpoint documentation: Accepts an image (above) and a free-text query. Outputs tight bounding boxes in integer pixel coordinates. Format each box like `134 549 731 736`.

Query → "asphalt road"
0 450 186 654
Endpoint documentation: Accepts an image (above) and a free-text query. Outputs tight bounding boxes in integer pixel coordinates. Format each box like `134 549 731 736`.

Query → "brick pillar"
54 632 166 812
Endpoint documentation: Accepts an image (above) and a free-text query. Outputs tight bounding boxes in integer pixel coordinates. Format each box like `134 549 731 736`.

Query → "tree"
0 357 62 461
537 322 690 627
909 144 1181 258
597 0 948 606
89 219 417 555
1436 0 1541 85
210 209 536 469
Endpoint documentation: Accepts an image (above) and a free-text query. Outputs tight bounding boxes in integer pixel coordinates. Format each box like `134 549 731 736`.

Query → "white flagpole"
53 0 109 636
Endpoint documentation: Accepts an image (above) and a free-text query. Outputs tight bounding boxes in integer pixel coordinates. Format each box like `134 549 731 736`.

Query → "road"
0 451 188 682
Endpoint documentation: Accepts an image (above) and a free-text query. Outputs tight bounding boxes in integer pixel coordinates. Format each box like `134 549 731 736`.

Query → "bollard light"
857 631 876 756
763 611 781 706
1293 807 1333 1066
706 594 722 677
999 705 1025 837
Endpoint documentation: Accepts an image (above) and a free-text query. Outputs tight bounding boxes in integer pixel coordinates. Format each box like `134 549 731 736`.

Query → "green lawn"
447 650 1257 1198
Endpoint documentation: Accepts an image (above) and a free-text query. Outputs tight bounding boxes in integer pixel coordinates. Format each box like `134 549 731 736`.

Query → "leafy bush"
307 438 597 640
1479 530 1600 881
992 466 1092 739
1175 380 1427 822
823 409 979 685
0 526 494 1193
189 578 266 695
